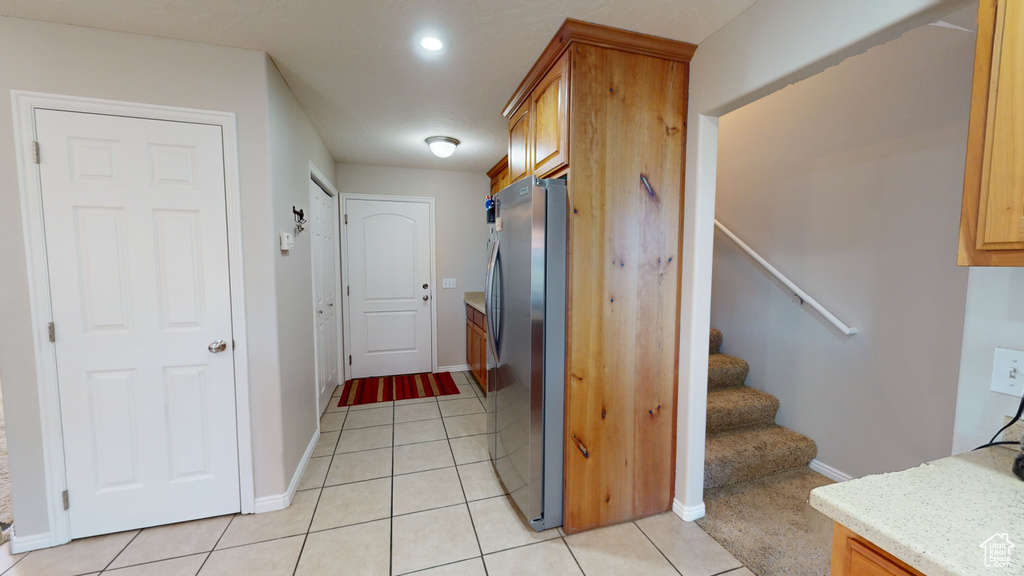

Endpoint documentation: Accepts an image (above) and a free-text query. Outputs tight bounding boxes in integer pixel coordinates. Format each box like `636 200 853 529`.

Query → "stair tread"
708 353 749 389
710 328 723 355
706 386 779 433
704 425 817 489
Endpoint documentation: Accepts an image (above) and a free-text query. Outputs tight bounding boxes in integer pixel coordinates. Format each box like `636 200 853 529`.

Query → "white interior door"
310 179 341 414
345 198 433 378
36 109 240 538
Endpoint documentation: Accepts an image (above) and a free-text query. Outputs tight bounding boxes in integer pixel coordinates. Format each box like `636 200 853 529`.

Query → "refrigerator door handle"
484 238 500 362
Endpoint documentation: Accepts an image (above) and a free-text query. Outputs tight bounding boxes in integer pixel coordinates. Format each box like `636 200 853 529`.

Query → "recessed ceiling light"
420 37 444 51
426 136 459 158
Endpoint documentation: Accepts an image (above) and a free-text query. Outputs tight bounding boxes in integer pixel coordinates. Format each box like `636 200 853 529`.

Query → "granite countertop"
810 447 1024 575
464 291 485 314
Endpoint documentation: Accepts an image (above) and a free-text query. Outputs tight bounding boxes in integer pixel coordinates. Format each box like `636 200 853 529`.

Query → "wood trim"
502 19 697 118
958 0 1024 265
486 156 508 179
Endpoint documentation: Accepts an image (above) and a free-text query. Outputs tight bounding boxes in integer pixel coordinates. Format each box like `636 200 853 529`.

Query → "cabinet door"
532 53 569 178
466 318 474 368
960 0 1024 264
831 524 923 576
508 104 531 182
977 0 1024 250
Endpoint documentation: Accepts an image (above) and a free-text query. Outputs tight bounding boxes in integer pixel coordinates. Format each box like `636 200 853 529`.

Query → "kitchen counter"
464 291 485 314
810 446 1024 575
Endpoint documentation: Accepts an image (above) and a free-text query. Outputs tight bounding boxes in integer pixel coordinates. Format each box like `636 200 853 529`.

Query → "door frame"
308 161 343 417
11 91 255 550
339 194 437 381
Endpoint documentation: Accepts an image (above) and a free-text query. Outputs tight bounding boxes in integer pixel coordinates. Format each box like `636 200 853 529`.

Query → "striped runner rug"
338 372 460 407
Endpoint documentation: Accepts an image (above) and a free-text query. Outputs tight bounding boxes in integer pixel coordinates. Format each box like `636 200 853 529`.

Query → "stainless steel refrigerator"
485 176 566 531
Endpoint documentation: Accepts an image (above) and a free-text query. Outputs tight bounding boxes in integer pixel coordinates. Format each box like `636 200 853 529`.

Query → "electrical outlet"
442 278 457 289
991 347 1024 397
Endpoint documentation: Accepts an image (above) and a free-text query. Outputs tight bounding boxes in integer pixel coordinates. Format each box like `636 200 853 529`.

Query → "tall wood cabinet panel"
488 156 509 197
500 19 694 534
960 0 1024 265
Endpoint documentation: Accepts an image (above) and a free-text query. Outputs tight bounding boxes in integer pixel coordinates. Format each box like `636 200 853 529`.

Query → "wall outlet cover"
442 278 457 289
991 347 1024 397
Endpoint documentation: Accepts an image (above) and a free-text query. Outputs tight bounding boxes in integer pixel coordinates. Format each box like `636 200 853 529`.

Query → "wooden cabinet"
960 0 1024 265
507 105 531 183
532 53 569 178
499 19 694 534
831 524 924 576
465 303 487 394
487 156 509 197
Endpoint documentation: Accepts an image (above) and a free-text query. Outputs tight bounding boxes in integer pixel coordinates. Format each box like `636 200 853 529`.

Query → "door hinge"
232 339 236 350
32 141 40 164
344 214 348 225
48 322 55 343
62 490 69 511
348 355 352 366
346 285 349 296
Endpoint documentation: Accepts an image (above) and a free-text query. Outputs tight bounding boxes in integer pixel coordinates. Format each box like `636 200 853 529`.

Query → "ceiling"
0 0 756 173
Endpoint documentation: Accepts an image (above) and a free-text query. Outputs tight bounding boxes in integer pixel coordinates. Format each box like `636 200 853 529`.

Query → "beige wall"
952 268 1024 453
334 164 490 369
265 57 337 485
0 16 332 540
711 23 973 478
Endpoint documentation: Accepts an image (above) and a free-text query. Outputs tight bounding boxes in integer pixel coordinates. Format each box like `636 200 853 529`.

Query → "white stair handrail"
714 219 858 336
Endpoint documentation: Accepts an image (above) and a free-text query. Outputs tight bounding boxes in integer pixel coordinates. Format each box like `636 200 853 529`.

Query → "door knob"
422 283 428 289
208 340 228 353
423 295 429 301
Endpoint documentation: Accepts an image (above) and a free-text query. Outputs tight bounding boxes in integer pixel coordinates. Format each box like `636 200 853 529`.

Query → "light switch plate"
442 278 457 289
991 347 1024 397
279 232 294 251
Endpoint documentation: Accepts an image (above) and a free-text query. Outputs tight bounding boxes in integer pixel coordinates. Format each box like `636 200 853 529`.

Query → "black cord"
973 441 1021 451
975 392 1024 451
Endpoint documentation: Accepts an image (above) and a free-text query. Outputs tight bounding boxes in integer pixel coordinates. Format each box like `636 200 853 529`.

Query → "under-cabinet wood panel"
563 43 687 532
831 524 924 576
533 53 569 178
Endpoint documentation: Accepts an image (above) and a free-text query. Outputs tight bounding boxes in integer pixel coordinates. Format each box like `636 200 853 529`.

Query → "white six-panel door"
310 179 341 414
345 199 433 378
35 110 240 538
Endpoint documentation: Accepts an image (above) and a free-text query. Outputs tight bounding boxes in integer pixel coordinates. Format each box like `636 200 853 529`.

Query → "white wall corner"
809 459 854 483
253 429 318 514
10 530 55 554
672 498 706 522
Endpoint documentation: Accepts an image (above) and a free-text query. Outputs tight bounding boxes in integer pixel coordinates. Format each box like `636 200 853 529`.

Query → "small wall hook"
293 206 306 233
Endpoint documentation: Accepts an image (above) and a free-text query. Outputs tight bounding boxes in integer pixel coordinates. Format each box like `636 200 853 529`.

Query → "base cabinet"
465 304 487 394
831 524 925 576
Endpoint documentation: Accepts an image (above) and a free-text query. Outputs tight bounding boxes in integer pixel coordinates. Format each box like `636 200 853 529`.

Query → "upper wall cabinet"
960 0 1024 265
531 53 569 178
488 156 510 198
507 105 531 183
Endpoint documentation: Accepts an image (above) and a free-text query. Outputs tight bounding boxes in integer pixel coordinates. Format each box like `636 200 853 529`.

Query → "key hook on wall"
293 206 306 233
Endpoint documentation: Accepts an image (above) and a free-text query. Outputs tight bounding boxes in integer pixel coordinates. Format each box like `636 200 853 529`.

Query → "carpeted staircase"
704 328 818 489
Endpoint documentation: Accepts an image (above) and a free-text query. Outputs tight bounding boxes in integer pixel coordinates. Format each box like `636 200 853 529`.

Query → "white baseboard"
810 459 854 483
438 364 470 373
672 498 706 522
10 530 55 554
253 430 319 514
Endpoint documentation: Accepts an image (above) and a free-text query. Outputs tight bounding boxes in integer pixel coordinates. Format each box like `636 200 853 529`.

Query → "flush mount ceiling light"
426 136 459 158
420 37 444 51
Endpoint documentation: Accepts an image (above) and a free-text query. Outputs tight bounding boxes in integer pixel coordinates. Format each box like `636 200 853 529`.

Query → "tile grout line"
439 390 490 576
97 526 144 573
560 535 588 576
388 396 398 576
634 520 685 576
290 393 349 576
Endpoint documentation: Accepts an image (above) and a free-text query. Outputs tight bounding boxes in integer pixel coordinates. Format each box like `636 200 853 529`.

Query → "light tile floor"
0 371 757 576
